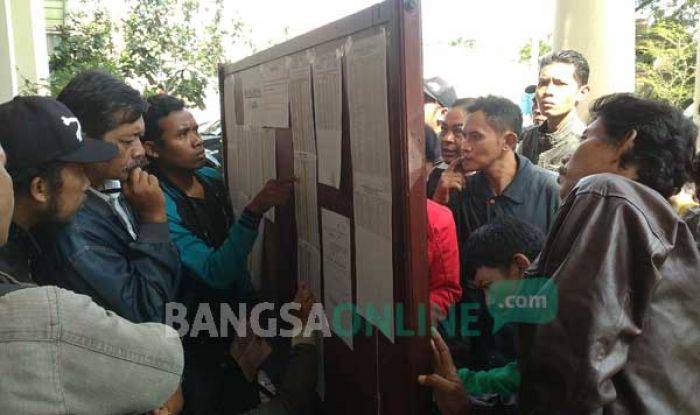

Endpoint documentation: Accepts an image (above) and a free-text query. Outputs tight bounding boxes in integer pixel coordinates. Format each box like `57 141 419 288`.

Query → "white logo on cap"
61 116 83 142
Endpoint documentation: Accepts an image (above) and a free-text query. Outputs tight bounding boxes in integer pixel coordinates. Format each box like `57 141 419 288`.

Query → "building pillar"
553 0 636 119
693 18 699 126
0 0 17 102
10 0 49 94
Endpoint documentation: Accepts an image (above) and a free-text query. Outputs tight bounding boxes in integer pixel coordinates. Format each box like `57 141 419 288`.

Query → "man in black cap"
33 70 182 324
424 76 458 135
0 96 118 283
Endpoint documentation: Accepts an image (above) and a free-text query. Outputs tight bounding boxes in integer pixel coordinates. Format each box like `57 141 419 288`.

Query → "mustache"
124 157 148 172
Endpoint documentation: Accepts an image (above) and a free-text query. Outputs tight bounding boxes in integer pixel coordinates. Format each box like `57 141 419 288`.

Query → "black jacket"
32 190 181 323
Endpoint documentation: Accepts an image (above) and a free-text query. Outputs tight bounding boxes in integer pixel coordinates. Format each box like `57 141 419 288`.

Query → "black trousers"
181 342 261 415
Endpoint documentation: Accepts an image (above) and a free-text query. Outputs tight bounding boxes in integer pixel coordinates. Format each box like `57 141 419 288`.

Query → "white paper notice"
293 152 320 248
249 220 265 291
289 61 317 155
226 125 249 215
297 238 321 301
346 29 394 342
225 122 242 214
313 50 343 189
241 67 263 126
261 128 277 222
321 209 353 350
261 58 289 128
247 127 264 200
223 74 237 127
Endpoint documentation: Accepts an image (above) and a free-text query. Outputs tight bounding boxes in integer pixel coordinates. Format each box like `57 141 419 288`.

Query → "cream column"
0 0 17 102
10 0 49 94
553 0 636 119
693 18 699 126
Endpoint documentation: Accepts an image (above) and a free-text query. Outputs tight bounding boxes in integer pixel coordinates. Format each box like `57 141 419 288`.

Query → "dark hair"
539 49 590 86
451 97 476 110
425 124 441 164
57 70 147 139
143 94 186 142
590 93 698 199
692 153 700 186
11 161 64 198
467 95 523 137
463 217 544 269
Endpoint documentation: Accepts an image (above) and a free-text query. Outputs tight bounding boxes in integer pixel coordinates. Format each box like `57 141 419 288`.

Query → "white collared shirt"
88 181 137 240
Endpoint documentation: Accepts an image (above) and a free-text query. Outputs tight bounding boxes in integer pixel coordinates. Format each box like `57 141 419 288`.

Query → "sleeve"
458 361 520 398
518 190 663 413
543 173 561 233
65 221 181 323
166 194 260 292
427 202 463 315
55 287 183 414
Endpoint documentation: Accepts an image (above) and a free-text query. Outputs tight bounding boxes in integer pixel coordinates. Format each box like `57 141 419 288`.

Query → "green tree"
49 7 121 97
518 39 553 64
636 0 699 26
448 37 476 50
49 0 243 108
636 19 696 107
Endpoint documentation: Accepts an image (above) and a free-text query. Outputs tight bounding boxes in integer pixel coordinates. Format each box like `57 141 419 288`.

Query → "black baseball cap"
424 77 457 107
0 96 118 175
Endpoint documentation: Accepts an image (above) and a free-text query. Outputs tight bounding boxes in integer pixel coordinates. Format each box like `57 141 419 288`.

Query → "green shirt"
458 361 520 398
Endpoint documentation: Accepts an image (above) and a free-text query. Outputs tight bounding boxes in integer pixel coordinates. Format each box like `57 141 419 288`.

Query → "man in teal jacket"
143 94 293 415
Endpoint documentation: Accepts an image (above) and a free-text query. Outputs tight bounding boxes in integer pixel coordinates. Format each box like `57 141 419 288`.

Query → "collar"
88 179 123 202
472 154 534 204
538 112 585 145
88 187 112 203
97 179 122 194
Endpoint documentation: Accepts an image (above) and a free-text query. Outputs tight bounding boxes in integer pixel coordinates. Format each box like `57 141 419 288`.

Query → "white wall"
0 0 17 102
0 0 49 102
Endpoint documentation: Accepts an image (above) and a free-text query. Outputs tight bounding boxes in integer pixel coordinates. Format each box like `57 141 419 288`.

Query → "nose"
542 83 555 97
191 132 203 148
133 139 146 158
442 131 456 144
461 142 471 154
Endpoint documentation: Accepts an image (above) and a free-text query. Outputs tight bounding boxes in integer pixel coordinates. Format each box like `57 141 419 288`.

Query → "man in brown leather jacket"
518 93 700 414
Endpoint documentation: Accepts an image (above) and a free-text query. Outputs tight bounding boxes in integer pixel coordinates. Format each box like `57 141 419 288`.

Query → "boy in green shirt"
420 217 544 411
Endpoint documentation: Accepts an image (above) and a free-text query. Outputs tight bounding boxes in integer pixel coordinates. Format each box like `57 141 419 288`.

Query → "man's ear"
143 141 160 159
503 131 518 151
29 176 50 204
575 84 591 104
614 129 637 160
509 253 531 279
613 129 638 175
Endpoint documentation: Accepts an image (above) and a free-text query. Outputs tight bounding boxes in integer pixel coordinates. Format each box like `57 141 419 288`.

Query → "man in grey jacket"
0 96 185 415
517 50 590 172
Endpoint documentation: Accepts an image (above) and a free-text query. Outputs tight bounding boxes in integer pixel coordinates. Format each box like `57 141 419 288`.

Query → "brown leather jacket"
518 173 700 414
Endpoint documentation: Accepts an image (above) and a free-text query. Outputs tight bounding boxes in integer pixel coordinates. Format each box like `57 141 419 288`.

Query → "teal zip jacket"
159 167 260 294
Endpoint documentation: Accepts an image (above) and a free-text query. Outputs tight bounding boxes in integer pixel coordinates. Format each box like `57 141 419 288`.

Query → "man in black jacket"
0 96 118 285
33 70 181 323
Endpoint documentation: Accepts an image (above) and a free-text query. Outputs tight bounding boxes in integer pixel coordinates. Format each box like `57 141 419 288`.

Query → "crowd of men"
0 71 312 415
420 50 700 414
0 46 698 415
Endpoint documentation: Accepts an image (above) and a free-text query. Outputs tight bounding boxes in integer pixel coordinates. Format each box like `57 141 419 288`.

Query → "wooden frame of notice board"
218 0 428 413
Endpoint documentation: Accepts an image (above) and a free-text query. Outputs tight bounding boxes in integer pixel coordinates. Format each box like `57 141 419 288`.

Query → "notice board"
219 1 428 413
